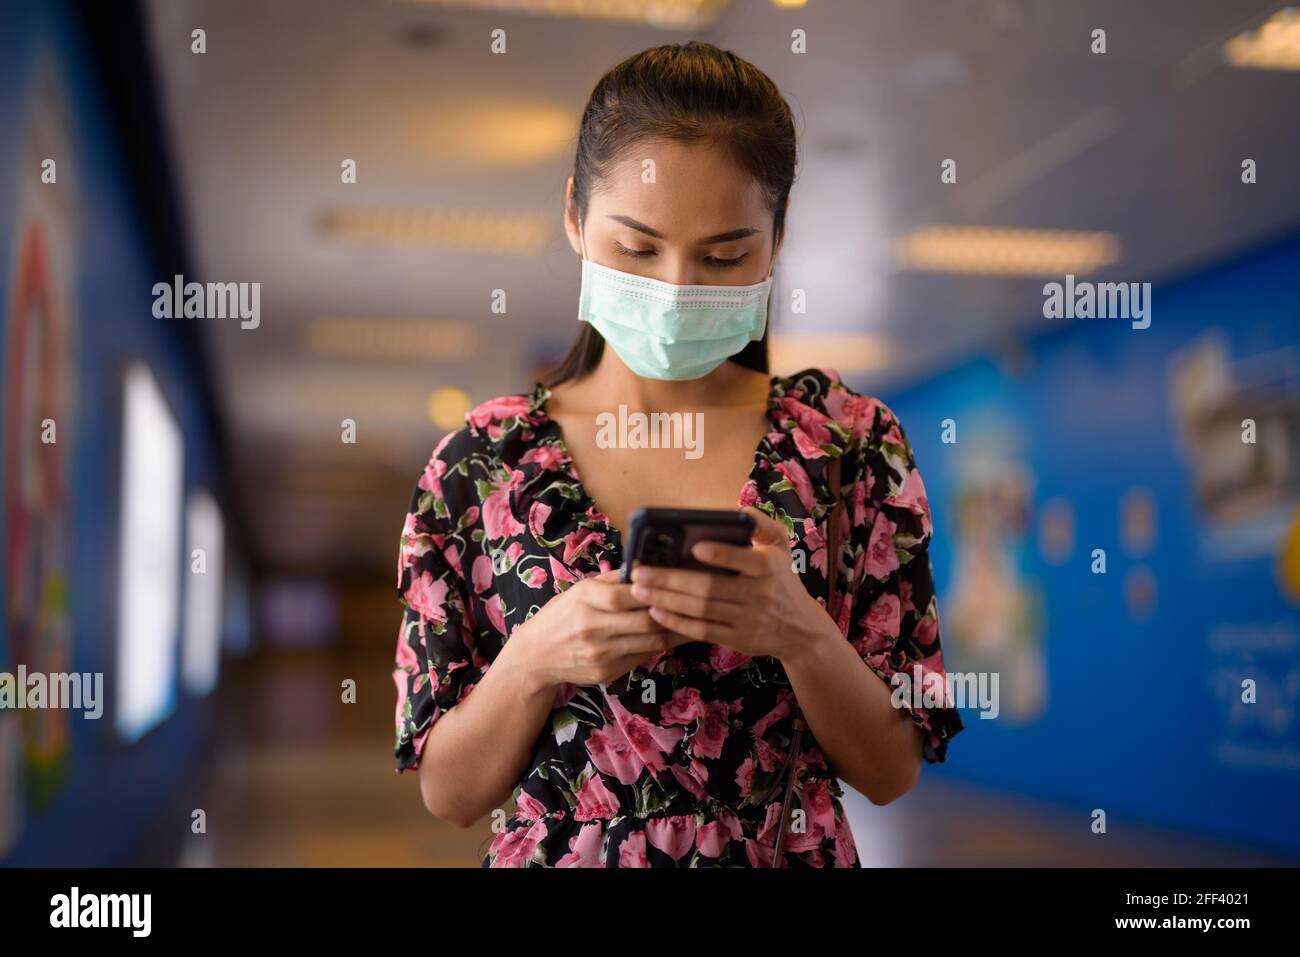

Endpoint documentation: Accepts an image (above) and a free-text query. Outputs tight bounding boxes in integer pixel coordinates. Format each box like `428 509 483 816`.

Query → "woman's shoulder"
425 385 547 463
780 369 935 522
773 366 912 453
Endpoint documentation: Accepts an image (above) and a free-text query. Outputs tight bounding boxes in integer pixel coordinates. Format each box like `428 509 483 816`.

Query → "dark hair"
543 41 798 387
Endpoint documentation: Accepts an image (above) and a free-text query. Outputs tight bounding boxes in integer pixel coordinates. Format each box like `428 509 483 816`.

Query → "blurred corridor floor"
190 648 1300 867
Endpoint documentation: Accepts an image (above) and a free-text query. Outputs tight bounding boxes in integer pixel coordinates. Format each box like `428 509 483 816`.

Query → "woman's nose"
658 255 695 286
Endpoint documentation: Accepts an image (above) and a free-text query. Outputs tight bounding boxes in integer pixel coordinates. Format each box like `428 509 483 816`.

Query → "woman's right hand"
508 569 693 691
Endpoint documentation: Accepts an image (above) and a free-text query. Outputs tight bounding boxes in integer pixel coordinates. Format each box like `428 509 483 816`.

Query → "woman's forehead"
592 141 772 226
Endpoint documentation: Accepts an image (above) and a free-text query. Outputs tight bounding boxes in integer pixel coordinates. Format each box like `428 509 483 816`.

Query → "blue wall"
877 232 1300 853
0 1 221 864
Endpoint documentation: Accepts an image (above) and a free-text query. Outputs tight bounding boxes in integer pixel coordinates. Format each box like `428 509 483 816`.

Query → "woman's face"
565 138 781 287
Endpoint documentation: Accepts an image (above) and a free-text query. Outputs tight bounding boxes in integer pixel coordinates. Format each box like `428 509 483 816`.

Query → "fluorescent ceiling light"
1225 8 1300 71
316 209 550 254
404 0 730 29
302 318 480 359
416 100 576 168
896 226 1120 277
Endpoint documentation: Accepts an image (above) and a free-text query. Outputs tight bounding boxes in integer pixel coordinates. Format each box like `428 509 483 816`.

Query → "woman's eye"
705 254 748 269
613 241 655 259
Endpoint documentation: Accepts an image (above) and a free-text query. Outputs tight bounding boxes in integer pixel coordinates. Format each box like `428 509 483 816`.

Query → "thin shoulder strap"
775 454 841 868
826 453 843 619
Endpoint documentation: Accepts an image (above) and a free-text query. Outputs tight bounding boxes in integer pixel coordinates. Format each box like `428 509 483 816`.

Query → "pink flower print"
696 812 743 858
864 511 900 580
468 394 531 431
660 687 707 726
484 593 506 636
516 790 549 822
549 556 579 584
528 501 552 537
489 817 547 867
688 700 734 760
418 449 448 494
617 830 650 868
735 756 756 798
913 605 939 646
802 517 827 577
441 541 463 578
884 466 932 537
779 396 833 446
520 444 567 472
709 643 751 674
471 554 493 594
605 696 684 778
645 815 697 861
755 736 785 774
556 821 605 867
405 570 449 623
586 726 648 786
574 773 621 821
839 392 884 442
482 472 526 541
562 527 606 565
775 459 816 513
858 592 901 655
792 427 827 460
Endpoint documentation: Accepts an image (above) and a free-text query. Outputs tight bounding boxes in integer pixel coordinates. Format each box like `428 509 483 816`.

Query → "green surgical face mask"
576 222 774 381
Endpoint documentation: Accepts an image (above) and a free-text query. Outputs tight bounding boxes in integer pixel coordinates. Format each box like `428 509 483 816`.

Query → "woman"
392 42 963 868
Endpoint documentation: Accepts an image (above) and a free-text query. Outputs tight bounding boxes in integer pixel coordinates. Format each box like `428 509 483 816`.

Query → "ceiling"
141 0 1300 575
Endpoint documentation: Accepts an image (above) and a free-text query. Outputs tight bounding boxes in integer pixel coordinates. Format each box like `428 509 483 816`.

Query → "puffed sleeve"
834 399 964 763
392 465 484 773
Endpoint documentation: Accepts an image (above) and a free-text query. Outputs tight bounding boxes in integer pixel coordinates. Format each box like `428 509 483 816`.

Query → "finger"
742 506 792 550
585 580 650 611
592 609 659 637
630 566 746 603
649 606 728 642
633 584 734 623
689 541 768 576
606 630 694 658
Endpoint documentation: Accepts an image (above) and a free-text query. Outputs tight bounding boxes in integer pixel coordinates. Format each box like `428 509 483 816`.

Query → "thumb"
743 506 791 550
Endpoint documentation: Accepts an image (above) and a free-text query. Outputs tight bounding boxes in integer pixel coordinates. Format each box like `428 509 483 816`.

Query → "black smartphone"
620 507 756 583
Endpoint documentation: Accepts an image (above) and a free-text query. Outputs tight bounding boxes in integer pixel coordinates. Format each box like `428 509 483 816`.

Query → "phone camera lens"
643 529 681 566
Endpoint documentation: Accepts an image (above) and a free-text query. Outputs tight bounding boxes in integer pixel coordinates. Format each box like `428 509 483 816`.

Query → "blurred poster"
1169 332 1300 774
1169 331 1300 570
942 411 1048 723
1 65 79 852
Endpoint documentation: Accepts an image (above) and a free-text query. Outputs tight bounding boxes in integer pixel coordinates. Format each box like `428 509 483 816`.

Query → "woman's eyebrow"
698 226 760 244
606 214 760 245
607 214 664 238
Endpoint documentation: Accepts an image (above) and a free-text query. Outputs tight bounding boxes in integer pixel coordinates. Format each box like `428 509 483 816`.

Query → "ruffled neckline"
484 369 848 577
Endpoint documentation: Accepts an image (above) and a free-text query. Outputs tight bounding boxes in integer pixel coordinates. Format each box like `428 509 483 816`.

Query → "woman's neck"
553 351 771 414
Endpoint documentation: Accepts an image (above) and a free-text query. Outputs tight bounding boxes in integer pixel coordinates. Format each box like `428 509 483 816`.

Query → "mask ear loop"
578 218 589 262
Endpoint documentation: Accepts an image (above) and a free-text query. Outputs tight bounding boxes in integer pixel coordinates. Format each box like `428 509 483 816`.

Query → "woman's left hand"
629 506 838 662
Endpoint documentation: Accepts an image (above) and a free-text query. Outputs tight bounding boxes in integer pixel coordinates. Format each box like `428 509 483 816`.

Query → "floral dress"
392 367 964 867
